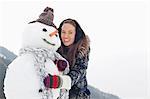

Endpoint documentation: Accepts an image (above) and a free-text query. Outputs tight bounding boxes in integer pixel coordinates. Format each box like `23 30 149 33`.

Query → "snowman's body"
4 53 61 99
4 22 71 99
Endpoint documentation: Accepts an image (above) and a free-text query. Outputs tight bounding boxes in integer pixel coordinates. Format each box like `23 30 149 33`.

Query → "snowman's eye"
42 28 47 32
55 34 58 37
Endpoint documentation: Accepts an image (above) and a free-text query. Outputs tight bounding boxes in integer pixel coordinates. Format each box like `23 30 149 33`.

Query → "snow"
0 53 6 59
4 54 42 99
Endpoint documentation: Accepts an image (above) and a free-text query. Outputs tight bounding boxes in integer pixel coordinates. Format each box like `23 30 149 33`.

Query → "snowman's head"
22 22 61 51
22 7 61 51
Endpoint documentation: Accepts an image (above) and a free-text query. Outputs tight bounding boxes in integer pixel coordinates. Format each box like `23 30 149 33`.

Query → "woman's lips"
63 39 69 42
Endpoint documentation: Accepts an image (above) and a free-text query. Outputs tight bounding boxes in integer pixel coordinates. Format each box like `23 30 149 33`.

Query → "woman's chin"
63 43 70 47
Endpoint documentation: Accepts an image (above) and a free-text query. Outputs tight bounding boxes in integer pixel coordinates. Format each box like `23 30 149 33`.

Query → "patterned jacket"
68 36 91 99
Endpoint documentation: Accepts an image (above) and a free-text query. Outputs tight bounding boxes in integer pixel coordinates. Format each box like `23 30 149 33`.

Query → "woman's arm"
68 50 90 86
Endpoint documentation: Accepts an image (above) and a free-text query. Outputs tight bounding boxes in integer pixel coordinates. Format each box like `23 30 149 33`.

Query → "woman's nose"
63 33 69 38
49 30 58 37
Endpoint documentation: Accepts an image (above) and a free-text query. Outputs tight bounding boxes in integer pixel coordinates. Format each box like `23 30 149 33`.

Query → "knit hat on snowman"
30 7 57 29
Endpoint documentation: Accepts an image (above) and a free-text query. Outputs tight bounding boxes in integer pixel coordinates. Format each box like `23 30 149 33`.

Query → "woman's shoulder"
77 35 90 58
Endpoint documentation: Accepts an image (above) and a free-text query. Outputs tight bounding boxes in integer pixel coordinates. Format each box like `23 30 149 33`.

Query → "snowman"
4 7 71 99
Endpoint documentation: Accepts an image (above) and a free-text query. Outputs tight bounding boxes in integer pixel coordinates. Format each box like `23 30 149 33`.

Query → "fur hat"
30 7 57 29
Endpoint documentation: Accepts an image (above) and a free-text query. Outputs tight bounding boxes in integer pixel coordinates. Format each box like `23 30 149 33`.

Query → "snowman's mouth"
42 38 55 46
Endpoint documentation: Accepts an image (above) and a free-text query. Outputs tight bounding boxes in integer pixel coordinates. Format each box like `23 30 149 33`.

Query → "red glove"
56 60 67 72
43 74 62 89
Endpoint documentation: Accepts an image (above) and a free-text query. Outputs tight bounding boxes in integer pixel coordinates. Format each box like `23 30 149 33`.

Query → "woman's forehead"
62 23 75 30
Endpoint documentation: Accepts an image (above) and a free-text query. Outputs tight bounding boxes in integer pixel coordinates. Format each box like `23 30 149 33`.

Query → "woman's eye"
69 32 72 34
42 28 47 32
61 32 65 34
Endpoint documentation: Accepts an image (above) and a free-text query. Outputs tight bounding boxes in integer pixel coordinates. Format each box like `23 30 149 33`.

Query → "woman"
44 18 90 99
58 18 90 99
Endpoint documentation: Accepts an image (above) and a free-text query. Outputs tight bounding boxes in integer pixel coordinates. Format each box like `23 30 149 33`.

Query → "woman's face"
61 23 76 46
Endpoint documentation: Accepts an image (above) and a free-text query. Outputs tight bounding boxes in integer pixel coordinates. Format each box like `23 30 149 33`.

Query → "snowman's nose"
49 30 58 37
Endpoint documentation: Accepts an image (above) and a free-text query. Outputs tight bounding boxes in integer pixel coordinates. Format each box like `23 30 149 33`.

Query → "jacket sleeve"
67 50 90 86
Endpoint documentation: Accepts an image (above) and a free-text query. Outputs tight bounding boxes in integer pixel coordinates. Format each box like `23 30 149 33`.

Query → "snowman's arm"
59 75 71 90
